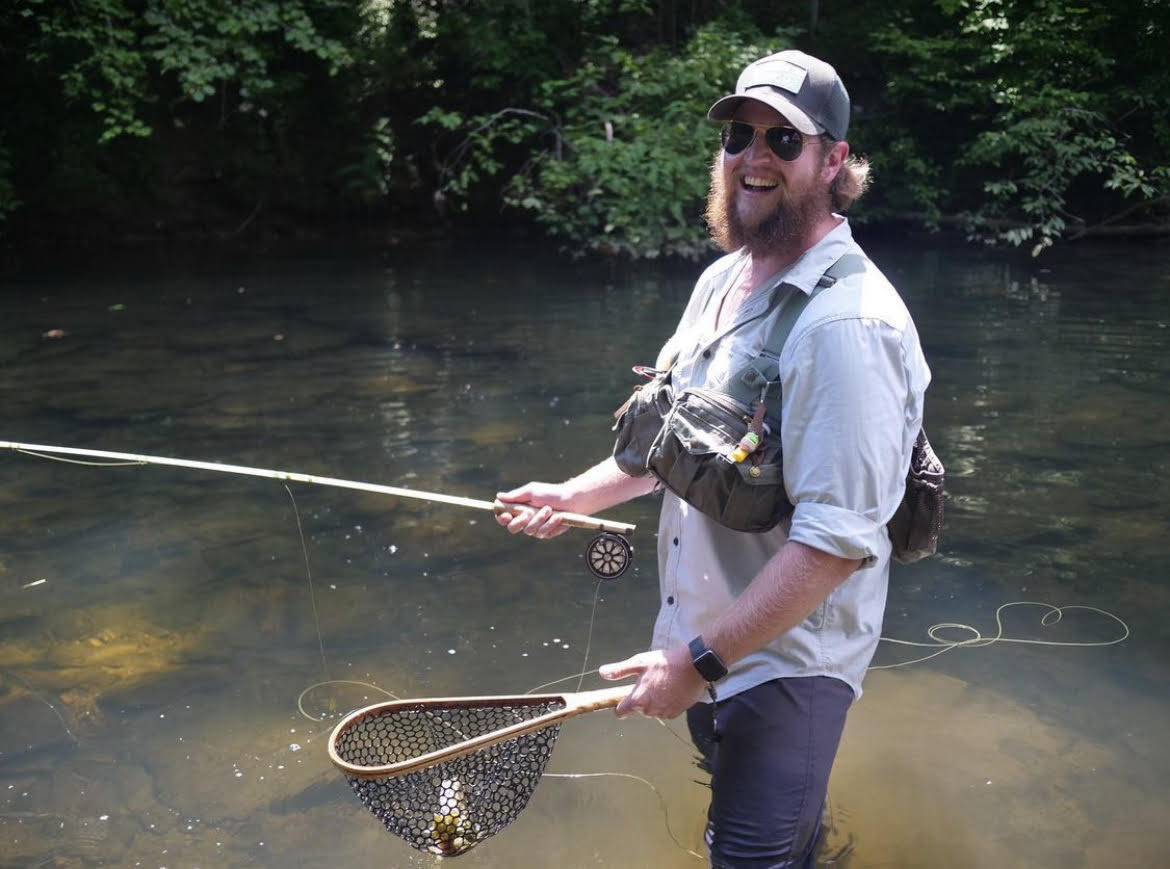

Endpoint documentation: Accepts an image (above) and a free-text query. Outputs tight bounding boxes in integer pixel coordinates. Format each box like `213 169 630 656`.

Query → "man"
496 49 930 868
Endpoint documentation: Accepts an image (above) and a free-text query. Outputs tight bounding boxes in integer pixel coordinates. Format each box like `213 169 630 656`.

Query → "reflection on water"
1 240 1169 867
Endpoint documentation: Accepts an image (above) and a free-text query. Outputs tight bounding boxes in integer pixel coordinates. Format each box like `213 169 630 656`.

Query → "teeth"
743 176 778 189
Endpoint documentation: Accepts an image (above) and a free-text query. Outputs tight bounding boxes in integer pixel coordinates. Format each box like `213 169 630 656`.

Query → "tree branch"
881 209 1170 241
438 108 561 187
1066 195 1170 239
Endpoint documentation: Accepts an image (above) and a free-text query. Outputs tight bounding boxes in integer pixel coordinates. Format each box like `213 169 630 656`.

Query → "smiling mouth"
741 176 779 192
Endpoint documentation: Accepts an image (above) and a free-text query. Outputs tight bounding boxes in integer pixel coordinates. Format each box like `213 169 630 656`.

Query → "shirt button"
667 595 675 605
702 349 711 359
673 537 679 546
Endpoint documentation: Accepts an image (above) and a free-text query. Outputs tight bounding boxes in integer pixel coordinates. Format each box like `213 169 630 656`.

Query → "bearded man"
496 50 931 868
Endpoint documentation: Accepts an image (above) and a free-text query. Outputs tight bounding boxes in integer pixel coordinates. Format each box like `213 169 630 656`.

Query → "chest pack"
611 255 944 563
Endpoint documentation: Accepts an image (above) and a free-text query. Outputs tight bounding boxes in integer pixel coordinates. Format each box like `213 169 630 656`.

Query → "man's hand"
494 458 656 541
598 646 706 720
494 482 574 539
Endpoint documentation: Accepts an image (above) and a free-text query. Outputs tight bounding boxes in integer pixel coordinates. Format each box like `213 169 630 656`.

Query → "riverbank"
3 202 1167 279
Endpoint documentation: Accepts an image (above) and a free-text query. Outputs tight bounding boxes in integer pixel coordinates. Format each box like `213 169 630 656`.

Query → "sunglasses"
720 122 811 162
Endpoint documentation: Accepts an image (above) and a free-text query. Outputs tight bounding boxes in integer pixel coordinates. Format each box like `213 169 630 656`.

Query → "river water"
0 237 1167 868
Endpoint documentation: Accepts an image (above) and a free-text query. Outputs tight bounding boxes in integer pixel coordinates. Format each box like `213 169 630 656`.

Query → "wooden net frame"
328 686 630 856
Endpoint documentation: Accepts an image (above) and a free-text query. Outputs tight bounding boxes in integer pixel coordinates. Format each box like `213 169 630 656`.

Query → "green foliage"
956 2 1166 255
15 0 348 142
868 0 1170 254
142 0 350 108
522 24 784 259
337 116 398 200
423 22 788 259
1 0 356 227
19 0 154 142
1 0 1167 253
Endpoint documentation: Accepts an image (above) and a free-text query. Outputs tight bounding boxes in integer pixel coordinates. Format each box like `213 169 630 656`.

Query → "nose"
741 128 774 163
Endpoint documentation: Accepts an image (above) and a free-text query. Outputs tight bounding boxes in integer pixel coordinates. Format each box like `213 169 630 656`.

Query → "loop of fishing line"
870 601 1129 670
297 680 399 723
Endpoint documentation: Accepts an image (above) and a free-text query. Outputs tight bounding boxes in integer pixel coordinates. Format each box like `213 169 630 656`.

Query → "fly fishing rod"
0 440 635 579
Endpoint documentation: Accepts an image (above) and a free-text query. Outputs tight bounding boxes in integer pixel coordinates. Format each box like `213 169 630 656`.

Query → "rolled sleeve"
788 500 887 566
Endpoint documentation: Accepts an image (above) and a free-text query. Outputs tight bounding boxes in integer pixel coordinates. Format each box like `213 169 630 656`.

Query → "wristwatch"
688 635 728 683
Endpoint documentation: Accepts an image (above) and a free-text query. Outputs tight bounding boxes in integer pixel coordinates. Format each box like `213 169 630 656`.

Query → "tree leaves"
869 0 1169 254
1 0 1166 251
421 21 777 259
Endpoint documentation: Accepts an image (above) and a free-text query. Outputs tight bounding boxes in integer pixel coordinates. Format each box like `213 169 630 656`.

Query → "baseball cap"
708 50 850 141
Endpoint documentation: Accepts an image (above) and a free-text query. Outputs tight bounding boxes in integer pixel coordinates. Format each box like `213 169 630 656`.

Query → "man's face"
705 101 833 255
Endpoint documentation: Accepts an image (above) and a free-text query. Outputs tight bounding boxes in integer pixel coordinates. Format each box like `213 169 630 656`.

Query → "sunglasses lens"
766 127 804 161
722 123 806 161
721 122 754 155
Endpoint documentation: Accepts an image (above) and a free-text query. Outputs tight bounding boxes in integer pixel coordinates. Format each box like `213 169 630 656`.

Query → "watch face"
689 636 727 682
694 649 727 682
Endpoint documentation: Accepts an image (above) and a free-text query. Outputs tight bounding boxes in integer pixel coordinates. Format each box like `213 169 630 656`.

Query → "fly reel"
585 532 632 580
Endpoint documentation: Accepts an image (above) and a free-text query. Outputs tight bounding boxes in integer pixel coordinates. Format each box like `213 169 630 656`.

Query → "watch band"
688 635 728 683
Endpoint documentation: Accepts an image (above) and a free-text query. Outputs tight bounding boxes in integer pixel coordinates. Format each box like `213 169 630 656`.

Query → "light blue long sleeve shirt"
650 219 931 699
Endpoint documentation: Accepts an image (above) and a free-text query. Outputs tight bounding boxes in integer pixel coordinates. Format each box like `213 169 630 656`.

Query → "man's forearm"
563 457 659 515
704 540 861 667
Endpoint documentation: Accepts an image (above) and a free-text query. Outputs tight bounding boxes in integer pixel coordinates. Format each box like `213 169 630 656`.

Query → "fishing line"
290 540 700 858
523 572 609 696
576 578 605 693
870 601 1129 670
0 669 79 745
284 484 329 682
820 601 1129 867
297 681 399 723
520 658 707 862
7 448 141 467
525 598 1130 864
519 579 709 862
5 445 383 744
542 772 705 861
525 669 600 695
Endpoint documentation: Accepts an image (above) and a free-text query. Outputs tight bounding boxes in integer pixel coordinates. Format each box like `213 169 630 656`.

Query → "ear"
820 139 850 184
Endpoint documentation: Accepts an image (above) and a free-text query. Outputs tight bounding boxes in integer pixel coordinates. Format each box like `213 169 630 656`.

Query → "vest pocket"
648 388 793 533
611 369 674 477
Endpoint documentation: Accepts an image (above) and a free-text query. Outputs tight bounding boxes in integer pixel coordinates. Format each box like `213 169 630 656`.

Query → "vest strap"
726 252 866 412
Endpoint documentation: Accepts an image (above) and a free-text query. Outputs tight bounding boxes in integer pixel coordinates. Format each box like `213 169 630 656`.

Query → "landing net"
332 699 565 856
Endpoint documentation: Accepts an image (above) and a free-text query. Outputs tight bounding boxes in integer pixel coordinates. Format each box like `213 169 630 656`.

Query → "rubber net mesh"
333 700 565 857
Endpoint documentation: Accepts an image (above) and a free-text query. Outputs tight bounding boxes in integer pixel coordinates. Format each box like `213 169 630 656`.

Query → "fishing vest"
613 253 944 560
642 254 863 532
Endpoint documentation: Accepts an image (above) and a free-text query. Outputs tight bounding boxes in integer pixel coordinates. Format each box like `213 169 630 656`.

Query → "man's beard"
704 154 827 255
